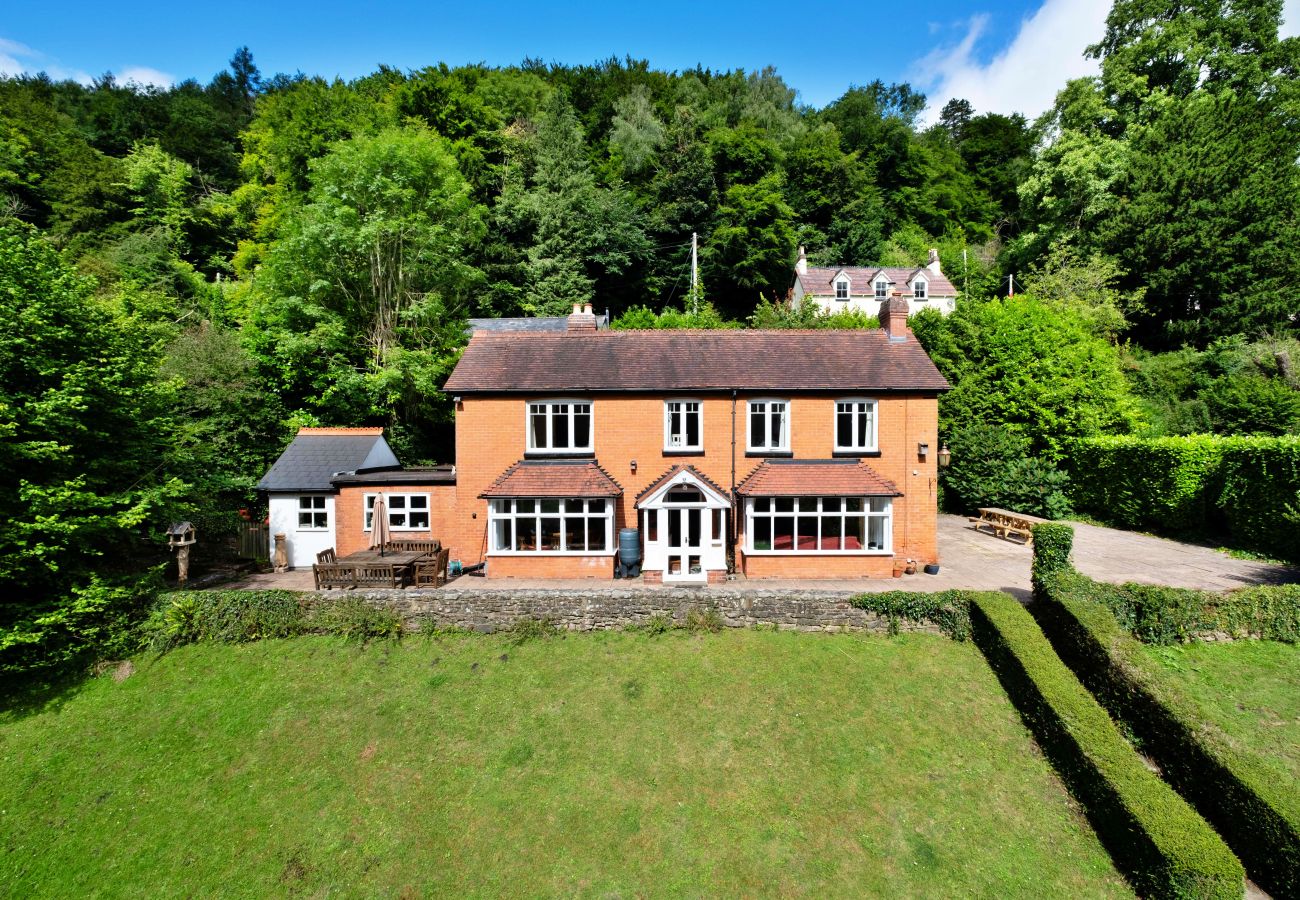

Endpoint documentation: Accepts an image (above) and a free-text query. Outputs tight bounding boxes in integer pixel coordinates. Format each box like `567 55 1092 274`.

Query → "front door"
664 506 706 583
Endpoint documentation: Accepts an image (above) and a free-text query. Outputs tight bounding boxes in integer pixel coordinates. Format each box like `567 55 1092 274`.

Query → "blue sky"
3 1 1298 119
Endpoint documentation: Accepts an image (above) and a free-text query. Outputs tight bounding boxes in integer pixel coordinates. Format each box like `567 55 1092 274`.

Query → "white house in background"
256 427 401 568
790 247 958 317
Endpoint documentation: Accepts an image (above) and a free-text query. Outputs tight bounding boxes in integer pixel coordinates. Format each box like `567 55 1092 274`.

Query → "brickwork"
452 392 941 578
334 483 459 557
486 553 615 580
739 552 895 579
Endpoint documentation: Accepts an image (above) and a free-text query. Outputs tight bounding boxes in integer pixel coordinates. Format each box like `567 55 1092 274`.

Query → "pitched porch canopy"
479 459 623 498
735 459 901 497
634 464 730 508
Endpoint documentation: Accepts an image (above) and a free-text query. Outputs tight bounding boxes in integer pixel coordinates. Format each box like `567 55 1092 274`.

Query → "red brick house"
260 299 950 582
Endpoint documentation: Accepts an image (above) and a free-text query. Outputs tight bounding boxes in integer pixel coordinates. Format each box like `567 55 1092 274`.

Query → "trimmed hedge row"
1062 434 1300 562
969 592 1243 898
1029 529 1300 897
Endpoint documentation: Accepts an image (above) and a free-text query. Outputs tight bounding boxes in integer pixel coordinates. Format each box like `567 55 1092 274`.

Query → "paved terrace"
227 515 1298 598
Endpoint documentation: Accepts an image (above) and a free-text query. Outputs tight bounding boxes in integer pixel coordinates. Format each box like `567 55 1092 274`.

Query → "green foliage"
1030 523 1074 598
917 296 1140 458
941 425 1072 518
610 302 735 330
0 222 187 674
748 297 879 330
968 591 1245 899
1033 574 1300 896
145 590 306 650
1063 434 1300 562
633 613 676 635
311 597 403 643
849 590 979 640
507 616 559 645
683 606 723 633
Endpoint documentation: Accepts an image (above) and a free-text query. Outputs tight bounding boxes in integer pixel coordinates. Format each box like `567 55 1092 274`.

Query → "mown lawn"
1 629 1130 897
1140 639 1300 785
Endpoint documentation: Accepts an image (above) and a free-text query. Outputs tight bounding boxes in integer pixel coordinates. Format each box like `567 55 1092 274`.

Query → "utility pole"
690 232 699 314
1008 273 1015 297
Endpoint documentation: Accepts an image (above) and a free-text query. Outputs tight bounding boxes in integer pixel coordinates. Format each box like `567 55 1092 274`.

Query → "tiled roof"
467 314 608 334
634 464 731 503
796 266 958 298
479 460 623 498
735 459 901 497
257 430 400 492
444 330 950 393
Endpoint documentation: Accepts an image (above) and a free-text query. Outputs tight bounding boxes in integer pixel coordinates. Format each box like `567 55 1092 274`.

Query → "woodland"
1 0 1298 673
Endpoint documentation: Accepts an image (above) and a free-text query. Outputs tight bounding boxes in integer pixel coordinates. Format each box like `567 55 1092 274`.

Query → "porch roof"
479 459 623 499
634 464 731 505
735 459 901 497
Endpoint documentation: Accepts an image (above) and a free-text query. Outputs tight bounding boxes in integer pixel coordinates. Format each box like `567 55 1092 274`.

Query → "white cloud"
117 66 175 89
913 0 1110 123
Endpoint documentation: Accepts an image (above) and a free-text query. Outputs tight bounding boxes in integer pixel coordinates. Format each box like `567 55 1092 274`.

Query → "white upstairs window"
664 399 703 451
835 399 878 453
527 400 593 453
748 400 790 452
835 278 850 300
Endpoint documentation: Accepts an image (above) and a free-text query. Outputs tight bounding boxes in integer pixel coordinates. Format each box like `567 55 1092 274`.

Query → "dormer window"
913 278 927 300
834 278 850 300
874 278 888 299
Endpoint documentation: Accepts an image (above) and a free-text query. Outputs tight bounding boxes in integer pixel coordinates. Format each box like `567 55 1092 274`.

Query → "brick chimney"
567 302 598 333
883 293 910 341
926 248 942 276
795 245 808 275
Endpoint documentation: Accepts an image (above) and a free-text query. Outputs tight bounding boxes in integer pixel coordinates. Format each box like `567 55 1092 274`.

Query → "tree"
608 85 666 175
704 174 796 314
0 222 183 673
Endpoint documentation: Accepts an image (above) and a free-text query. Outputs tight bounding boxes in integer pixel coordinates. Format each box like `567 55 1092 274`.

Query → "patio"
223 515 1298 597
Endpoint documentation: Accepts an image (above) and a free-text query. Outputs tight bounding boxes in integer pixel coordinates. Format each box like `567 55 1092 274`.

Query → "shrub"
683 607 723 633
635 613 676 635
969 592 1244 899
942 424 1072 518
1217 585 1300 643
849 590 976 640
144 590 307 651
1033 574 1300 897
508 617 558 645
311 598 403 642
1030 523 1073 598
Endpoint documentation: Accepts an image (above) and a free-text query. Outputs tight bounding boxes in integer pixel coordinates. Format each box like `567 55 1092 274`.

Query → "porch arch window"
748 399 789 452
746 496 891 553
488 498 612 553
527 400 593 453
835 399 878 453
664 399 702 451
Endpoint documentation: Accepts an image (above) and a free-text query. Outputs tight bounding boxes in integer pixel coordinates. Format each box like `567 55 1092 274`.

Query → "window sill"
744 549 892 556
832 450 882 458
523 451 595 459
745 450 793 458
662 448 704 457
487 550 617 557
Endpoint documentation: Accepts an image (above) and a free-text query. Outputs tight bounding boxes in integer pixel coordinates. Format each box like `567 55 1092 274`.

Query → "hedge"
143 591 402 650
969 592 1243 898
1029 542 1300 895
1062 434 1300 562
848 590 979 640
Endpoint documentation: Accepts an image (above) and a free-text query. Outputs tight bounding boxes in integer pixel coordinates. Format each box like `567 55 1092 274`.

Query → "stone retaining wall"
303 587 939 635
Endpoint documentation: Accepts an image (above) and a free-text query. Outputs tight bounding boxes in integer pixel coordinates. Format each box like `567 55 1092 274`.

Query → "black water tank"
617 528 641 578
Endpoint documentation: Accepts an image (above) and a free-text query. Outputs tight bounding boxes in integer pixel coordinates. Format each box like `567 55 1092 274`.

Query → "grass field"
0 629 1130 897
1141 639 1300 785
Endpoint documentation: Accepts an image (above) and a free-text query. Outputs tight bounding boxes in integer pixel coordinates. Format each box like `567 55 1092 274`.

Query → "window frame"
746 398 790 453
296 495 329 531
663 398 703 452
525 399 594 455
487 497 614 555
834 277 850 300
834 398 879 453
744 496 892 555
874 278 889 299
363 492 432 532
912 276 928 300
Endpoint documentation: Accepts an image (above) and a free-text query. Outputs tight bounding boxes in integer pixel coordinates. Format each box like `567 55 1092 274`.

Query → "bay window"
527 400 593 453
746 496 891 553
489 498 612 553
748 399 789 452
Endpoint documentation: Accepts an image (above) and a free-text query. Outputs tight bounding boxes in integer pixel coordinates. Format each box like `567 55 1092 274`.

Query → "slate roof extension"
257 428 401 493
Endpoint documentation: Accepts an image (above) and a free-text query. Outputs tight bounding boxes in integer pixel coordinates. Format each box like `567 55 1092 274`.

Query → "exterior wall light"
630 459 638 473
938 444 951 468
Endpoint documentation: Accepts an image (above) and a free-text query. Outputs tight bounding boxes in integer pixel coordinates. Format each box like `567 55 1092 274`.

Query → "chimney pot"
795 245 808 276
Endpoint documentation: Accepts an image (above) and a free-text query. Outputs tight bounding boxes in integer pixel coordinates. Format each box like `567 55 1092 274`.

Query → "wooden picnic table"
340 549 429 567
970 507 1048 544
338 549 431 588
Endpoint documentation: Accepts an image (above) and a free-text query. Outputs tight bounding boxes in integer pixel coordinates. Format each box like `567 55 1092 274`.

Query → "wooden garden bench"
385 539 441 554
970 507 1048 544
412 548 450 588
353 564 401 589
312 562 354 590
